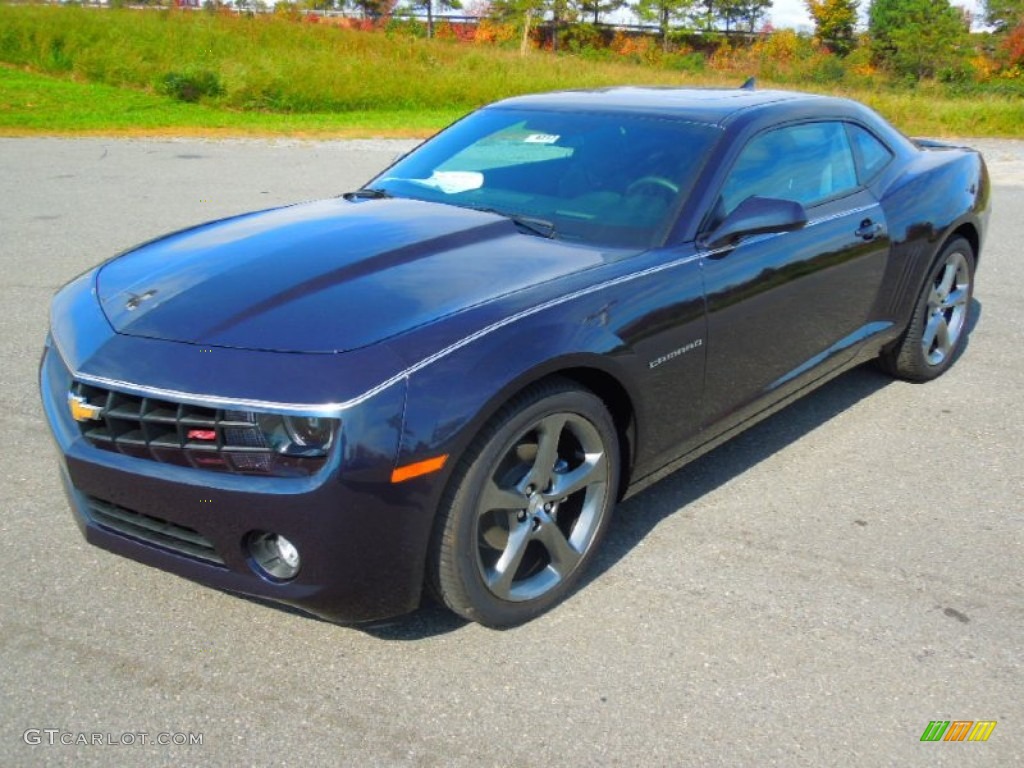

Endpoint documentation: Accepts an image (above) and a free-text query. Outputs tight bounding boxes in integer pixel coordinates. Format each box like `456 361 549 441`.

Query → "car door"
699 121 891 429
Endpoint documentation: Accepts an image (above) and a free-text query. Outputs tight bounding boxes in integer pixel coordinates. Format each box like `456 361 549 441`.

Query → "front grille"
69 382 320 476
86 496 225 566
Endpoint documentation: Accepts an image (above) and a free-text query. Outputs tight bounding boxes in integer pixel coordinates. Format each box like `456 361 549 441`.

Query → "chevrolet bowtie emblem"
68 393 103 422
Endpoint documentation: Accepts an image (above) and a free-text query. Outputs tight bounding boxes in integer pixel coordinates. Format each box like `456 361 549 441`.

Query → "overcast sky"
769 0 985 31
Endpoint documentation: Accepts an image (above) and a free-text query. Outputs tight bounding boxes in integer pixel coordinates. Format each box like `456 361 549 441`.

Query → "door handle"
856 219 883 241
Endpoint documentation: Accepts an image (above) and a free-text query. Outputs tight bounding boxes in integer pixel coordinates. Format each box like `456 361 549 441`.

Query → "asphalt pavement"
0 137 1021 767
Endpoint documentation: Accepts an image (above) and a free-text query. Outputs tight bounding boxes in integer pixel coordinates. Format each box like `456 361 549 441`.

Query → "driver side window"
720 122 859 219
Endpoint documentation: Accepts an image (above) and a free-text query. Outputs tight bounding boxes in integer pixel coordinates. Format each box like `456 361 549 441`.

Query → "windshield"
369 107 720 249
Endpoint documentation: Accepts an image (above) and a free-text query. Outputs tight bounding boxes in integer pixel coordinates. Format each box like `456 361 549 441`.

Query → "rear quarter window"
847 124 894 183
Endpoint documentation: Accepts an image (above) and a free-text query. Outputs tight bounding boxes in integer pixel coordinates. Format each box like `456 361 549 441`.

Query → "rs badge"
68 393 102 422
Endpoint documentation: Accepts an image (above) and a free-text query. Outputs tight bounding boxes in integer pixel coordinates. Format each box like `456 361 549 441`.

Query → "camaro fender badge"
68 393 103 422
648 339 704 369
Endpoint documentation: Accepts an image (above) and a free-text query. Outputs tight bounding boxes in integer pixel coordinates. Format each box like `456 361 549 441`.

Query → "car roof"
492 87 838 126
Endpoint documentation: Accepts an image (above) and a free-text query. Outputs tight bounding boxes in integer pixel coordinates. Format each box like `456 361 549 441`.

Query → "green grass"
0 5 1021 138
854 88 1024 139
0 65 461 136
0 6 697 112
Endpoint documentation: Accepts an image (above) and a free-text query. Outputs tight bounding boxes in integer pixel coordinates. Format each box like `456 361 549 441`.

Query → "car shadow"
222 590 470 637
959 296 982 360
357 598 470 639
968 297 982 334
585 363 893 584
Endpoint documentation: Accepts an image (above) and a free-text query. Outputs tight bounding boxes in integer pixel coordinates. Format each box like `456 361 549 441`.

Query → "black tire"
428 378 620 628
880 236 976 382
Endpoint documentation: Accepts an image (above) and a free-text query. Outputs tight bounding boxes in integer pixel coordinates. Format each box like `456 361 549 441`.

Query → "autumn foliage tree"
984 0 1024 73
805 0 858 55
1000 21 1024 68
486 0 555 54
410 0 463 38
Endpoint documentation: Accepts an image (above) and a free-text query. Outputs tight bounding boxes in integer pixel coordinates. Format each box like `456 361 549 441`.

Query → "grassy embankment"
0 5 1022 138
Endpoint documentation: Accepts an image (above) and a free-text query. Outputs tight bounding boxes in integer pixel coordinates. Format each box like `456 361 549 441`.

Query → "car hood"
96 197 605 353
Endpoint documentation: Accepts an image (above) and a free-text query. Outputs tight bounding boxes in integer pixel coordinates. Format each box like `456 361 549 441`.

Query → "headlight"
283 416 333 450
255 414 336 458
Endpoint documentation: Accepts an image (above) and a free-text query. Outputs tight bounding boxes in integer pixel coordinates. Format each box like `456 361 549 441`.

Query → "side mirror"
701 196 808 250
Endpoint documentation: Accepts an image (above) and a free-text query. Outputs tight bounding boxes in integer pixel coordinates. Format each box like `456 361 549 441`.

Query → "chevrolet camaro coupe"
41 87 989 627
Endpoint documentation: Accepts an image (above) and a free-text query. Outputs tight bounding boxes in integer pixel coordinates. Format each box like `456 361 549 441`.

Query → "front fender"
396 301 640 480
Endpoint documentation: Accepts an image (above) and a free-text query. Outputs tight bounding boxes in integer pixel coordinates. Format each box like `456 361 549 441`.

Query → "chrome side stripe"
63 203 880 414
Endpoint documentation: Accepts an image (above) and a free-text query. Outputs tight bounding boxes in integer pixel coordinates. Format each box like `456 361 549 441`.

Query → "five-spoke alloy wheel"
921 249 972 367
430 379 620 627
881 236 976 381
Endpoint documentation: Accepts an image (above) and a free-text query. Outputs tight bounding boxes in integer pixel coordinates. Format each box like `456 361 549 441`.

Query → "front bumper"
40 335 436 624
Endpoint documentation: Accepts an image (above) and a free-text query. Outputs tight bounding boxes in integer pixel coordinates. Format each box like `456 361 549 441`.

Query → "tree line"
180 0 1024 82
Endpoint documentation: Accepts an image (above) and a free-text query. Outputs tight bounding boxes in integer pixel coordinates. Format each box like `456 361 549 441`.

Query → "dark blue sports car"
41 87 989 627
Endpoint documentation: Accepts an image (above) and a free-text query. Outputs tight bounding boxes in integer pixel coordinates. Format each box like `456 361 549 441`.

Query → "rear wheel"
880 236 975 381
429 379 620 628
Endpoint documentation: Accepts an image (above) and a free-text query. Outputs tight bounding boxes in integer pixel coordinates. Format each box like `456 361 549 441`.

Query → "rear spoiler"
912 138 967 151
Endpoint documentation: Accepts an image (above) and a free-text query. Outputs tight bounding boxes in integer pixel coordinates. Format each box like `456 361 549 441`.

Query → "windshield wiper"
342 187 393 201
471 207 557 239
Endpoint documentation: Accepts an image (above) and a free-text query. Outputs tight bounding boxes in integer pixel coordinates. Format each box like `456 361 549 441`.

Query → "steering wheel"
626 175 680 197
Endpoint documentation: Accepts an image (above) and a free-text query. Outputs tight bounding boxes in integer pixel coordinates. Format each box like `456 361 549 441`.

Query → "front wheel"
880 236 976 382
429 379 620 628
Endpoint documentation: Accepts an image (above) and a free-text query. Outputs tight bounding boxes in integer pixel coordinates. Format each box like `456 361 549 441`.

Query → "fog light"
247 531 301 581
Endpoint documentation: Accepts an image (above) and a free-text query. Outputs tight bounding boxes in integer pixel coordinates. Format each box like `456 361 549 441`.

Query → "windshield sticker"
524 133 560 145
